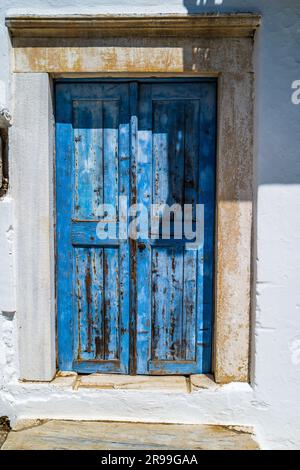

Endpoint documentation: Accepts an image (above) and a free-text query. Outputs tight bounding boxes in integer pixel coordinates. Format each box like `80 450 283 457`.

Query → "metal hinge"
0 105 11 197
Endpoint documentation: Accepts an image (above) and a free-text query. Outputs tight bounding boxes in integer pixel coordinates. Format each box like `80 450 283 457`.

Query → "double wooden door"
56 79 216 375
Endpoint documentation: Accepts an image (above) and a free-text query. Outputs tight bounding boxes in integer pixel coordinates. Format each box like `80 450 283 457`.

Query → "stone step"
1 420 259 450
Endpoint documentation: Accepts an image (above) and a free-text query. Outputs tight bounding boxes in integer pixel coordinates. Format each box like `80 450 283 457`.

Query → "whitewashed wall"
0 0 300 450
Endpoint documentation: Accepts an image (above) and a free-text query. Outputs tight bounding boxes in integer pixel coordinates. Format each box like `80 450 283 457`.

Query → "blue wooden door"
56 79 216 375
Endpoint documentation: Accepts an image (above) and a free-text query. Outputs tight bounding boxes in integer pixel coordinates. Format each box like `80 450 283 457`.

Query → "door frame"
9 14 259 383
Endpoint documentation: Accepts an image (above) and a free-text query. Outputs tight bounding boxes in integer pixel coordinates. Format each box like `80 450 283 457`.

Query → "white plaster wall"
0 0 300 450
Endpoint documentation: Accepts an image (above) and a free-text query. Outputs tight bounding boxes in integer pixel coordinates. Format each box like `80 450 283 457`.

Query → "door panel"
56 83 130 373
136 82 216 374
56 79 216 375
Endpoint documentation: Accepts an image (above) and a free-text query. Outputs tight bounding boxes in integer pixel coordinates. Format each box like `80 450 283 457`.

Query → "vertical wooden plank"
152 247 169 360
152 98 185 231
56 83 74 370
129 81 138 374
75 247 105 361
168 246 183 360
152 246 183 362
75 248 92 359
136 83 152 374
168 101 185 208
151 100 168 361
73 100 103 219
182 100 200 361
153 101 174 206
103 247 119 359
102 99 120 360
118 85 131 373
103 99 119 214
152 99 185 362
197 82 217 373
91 248 104 359
165 101 185 360
72 99 105 362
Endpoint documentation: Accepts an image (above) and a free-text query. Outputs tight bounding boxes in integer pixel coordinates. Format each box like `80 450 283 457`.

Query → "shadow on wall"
183 0 300 186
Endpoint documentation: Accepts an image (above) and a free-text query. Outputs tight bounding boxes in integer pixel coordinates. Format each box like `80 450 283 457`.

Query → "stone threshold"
2 419 259 450
50 372 219 393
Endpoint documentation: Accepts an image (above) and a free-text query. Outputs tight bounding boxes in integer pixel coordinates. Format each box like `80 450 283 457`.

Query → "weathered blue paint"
56 79 216 375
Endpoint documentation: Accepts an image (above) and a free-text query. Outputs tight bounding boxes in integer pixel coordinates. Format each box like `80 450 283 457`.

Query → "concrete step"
1 420 259 450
